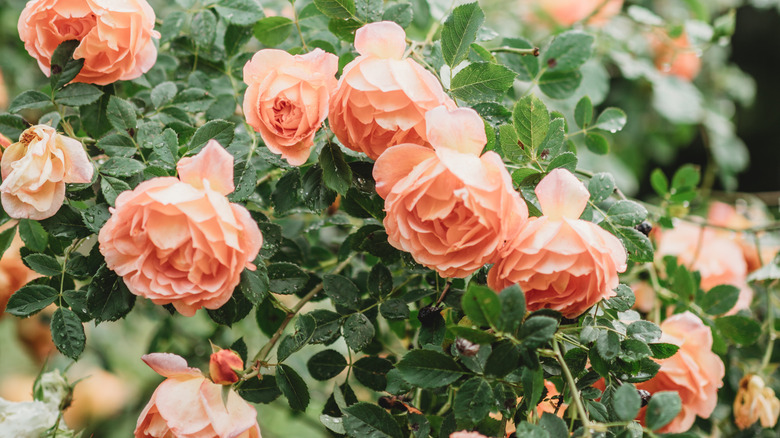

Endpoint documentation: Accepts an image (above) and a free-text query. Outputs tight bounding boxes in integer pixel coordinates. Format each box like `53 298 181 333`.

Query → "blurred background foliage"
0 0 778 437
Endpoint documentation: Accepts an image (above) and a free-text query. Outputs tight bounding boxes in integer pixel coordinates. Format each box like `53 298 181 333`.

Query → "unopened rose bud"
209 349 244 385
455 338 480 357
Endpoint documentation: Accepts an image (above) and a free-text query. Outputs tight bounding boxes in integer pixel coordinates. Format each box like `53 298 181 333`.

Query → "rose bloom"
18 0 159 85
655 219 753 314
329 21 455 160
0 229 39 316
450 432 487 438
521 0 623 27
373 106 528 278
631 280 656 314
649 32 701 81
636 312 725 433
135 353 261 438
243 48 338 166
98 140 262 316
1 125 94 220
734 374 780 430
488 169 627 318
0 132 11 148
707 201 779 273
16 305 57 363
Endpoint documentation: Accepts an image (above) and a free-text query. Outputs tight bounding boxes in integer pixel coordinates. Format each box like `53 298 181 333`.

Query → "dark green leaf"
277 313 316 362
23 254 61 276
0 114 28 140
256 298 286 337
382 3 413 28
51 307 86 360
441 2 485 67
268 262 309 295
151 82 177 109
596 330 620 361
485 340 520 378
87 265 136 323
588 172 615 203
253 17 293 46
352 356 393 391
539 412 568 438
97 133 136 157
585 132 609 155
307 349 347 380
715 315 761 345
698 284 741 315
240 267 269 306
323 274 360 309
450 62 516 102
344 402 403 438
645 391 682 430
229 159 257 202
649 343 680 359
543 30 594 72
518 316 558 347
626 320 662 343
18 220 47 252
396 349 463 388
188 119 235 152
605 284 635 312
454 377 493 425
238 375 282 403
5 285 59 317
49 40 84 90
301 165 338 211
100 157 145 177
192 10 217 47
54 83 103 107
449 326 497 344
171 88 215 112
314 0 356 19
320 142 352 196
547 151 578 172
272 169 302 215
595 108 628 132
607 200 647 227
380 299 409 320
601 223 652 263
368 263 393 299
9 90 51 113
100 175 131 206
619 339 652 362
215 0 265 25
106 96 137 131
276 364 310 411
538 70 582 99
574 96 593 129
343 313 375 351
497 284 525 334
513 94 549 153
462 284 500 328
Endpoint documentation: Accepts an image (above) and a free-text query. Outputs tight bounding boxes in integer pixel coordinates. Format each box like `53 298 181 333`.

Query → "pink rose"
135 353 261 438
329 21 455 160
523 0 623 27
18 0 159 85
243 48 338 165
0 125 94 220
373 106 528 278
636 312 725 433
98 140 263 317
649 32 701 81
488 169 627 318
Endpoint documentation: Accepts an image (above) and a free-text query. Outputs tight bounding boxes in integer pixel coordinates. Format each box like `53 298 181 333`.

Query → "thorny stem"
553 338 592 437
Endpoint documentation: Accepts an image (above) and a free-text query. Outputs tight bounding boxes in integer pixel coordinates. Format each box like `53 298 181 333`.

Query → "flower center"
53 13 97 41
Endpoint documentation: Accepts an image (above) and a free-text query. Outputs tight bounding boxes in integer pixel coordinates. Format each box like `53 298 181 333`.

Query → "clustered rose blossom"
488 169 627 318
329 21 455 160
243 48 338 165
522 0 624 27
0 125 94 220
135 353 261 438
98 140 263 317
649 32 701 81
733 374 780 429
0 229 39 316
373 106 528 278
636 312 725 433
18 0 159 85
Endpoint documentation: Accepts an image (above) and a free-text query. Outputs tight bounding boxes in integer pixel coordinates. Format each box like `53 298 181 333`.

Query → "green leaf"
513 94 549 153
238 375 282 403
698 284 740 315
100 157 145 177
499 123 522 162
188 119 235 152
215 0 265 25
601 223 652 263
498 37 538 81
441 2 485 67
368 264 393 299
626 320 662 343
344 402 403 438
596 330 620 361
594 107 627 132
277 313 316 361
520 366 544 407
645 391 682 430
106 96 137 131
87 265 136 323
715 315 761 345
450 62 516 102
461 283 500 328
54 83 103 107
607 200 648 227
9 90 51 113
51 307 86 360
574 96 593 129
543 30 594 73
396 349 464 388
256 299 286 337
585 132 609 155
18 220 48 252
224 26 253 57
100 175 131 206
605 284 635 311
380 299 409 320
151 82 177 109
301 165 338 211
253 17 293 46
97 133 135 157
671 164 701 192
538 69 582 99
314 0 356 19
484 341 521 379
539 412 568 438
342 313 375 351
171 88 215 112
353 356 393 391
49 40 84 90
192 9 217 47
547 151 578 172
650 168 669 196
454 377 493 425
323 274 360 309
307 349 347 380
23 254 61 276
276 364 310 411
619 339 652 362
588 172 616 203
240 268 269 306
320 142 352 196
518 316 558 347
268 262 309 295
272 169 302 215
649 343 680 359
229 159 257 202
6 285 59 317
382 3 413 28
497 284 525 334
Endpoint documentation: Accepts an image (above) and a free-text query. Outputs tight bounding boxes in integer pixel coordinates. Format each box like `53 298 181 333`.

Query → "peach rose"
373 106 528 278
449 432 487 438
734 374 780 429
488 169 627 318
655 220 753 313
0 229 39 317
649 32 701 81
636 312 724 433
707 201 779 273
209 349 244 385
243 48 338 166
631 280 656 314
0 125 94 220
18 0 159 86
523 0 623 27
98 140 262 316
135 353 261 438
329 21 455 160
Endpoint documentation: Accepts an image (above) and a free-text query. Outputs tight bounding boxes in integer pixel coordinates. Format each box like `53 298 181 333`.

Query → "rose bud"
209 349 244 385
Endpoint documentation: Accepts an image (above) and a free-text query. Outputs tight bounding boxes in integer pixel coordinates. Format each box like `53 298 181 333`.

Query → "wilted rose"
373 106 528 278
18 0 160 85
243 48 338 165
734 374 780 429
98 140 263 316
0 125 94 220
329 21 455 160
488 169 627 318
135 353 261 438
636 312 725 433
